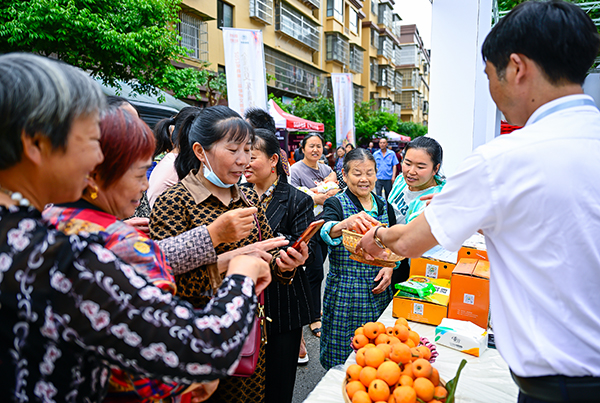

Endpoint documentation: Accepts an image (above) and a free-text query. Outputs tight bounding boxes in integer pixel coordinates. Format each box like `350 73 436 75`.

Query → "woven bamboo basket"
342 230 404 268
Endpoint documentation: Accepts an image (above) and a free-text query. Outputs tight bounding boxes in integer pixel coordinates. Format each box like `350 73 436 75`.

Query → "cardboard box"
448 259 490 329
435 318 488 357
410 257 456 280
393 277 451 326
458 233 488 262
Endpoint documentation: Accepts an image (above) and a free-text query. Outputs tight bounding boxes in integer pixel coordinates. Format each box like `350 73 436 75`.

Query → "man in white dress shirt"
357 2 600 402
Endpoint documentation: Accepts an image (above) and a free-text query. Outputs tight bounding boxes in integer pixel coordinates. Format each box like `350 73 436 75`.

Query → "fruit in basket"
389 343 411 364
359 366 378 388
347 364 363 382
345 317 457 403
346 380 367 399
412 358 433 379
413 377 435 402
363 322 381 339
368 379 390 402
364 347 386 368
392 385 417 403
353 334 369 349
376 361 401 387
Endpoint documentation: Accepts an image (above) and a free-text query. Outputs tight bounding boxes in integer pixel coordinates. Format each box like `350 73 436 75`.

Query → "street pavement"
292 258 330 403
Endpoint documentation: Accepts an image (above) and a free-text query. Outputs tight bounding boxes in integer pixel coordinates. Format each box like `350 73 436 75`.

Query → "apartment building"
173 0 422 121
397 24 430 125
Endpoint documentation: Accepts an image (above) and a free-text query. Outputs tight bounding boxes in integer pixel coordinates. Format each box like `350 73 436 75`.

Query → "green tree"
396 121 428 140
0 0 213 99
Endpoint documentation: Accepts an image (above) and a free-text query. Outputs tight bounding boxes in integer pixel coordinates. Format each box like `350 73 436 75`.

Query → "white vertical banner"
223 28 267 116
331 73 355 147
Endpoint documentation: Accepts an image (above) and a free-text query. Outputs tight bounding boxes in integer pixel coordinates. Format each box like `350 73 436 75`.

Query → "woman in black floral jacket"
0 53 271 403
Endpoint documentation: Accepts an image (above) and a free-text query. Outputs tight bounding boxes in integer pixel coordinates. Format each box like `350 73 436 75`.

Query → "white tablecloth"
303 301 518 402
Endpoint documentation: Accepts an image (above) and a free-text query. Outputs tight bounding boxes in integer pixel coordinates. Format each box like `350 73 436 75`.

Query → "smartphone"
291 220 325 250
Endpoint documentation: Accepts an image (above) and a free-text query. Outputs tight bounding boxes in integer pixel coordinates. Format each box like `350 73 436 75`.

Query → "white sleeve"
424 152 499 251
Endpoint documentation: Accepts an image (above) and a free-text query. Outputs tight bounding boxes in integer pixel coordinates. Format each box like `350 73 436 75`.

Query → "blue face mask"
202 152 234 188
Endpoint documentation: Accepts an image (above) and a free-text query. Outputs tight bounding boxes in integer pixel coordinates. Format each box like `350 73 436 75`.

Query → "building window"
378 65 393 88
275 1 320 51
400 45 418 66
250 0 273 24
371 29 379 48
349 8 358 34
327 0 343 21
349 44 363 73
353 84 364 104
370 58 378 83
394 71 403 93
394 44 401 66
378 3 392 29
218 0 233 30
326 33 349 65
378 36 393 60
371 0 378 16
264 47 325 98
178 12 209 62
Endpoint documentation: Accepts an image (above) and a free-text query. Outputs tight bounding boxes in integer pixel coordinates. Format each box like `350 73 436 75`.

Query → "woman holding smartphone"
243 129 315 403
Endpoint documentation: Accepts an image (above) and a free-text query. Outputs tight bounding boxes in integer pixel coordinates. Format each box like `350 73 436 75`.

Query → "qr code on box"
425 264 438 279
413 303 424 316
464 293 475 305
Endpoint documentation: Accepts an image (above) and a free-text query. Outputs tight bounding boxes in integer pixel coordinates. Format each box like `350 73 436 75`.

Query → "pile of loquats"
345 317 447 403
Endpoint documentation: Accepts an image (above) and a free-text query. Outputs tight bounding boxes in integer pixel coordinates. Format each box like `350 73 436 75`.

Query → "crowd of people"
1 2 600 403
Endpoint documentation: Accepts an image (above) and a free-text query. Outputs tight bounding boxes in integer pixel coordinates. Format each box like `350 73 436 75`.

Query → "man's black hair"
482 0 600 85
245 107 276 134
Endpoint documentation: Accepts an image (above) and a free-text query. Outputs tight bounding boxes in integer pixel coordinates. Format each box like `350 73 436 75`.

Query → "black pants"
265 327 303 403
305 241 325 322
391 258 410 286
375 179 392 199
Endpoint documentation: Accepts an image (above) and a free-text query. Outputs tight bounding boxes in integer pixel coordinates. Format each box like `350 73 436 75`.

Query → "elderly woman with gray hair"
0 53 272 402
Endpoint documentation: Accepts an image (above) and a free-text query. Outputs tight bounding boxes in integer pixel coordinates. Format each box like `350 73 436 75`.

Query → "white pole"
427 0 498 176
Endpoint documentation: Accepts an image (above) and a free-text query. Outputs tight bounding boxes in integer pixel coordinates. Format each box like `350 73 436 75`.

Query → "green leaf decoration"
446 359 468 403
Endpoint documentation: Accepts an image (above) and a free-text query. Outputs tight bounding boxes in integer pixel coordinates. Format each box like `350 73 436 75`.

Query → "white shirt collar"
525 94 596 127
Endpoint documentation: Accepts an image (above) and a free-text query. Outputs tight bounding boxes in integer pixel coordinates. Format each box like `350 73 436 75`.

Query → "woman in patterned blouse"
0 53 272 403
150 106 309 403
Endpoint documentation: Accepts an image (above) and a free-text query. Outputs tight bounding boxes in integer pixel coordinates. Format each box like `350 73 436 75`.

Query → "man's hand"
275 242 309 271
355 226 391 261
124 217 149 235
207 207 258 246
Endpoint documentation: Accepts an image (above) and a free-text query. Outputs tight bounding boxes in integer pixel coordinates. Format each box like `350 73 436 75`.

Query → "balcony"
349 44 364 73
393 44 401 67
370 59 379 83
399 44 418 66
353 84 364 104
275 1 320 51
326 33 349 65
377 2 393 29
178 12 209 62
394 102 402 115
250 0 274 25
299 0 320 9
377 65 393 88
393 72 403 93
264 47 325 98
401 91 417 110
378 36 393 61
379 98 394 113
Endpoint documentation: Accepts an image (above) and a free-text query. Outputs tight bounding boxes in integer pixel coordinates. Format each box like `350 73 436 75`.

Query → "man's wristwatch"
373 226 387 250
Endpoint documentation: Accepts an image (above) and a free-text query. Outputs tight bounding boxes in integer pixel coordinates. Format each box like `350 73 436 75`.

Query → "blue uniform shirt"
373 149 399 180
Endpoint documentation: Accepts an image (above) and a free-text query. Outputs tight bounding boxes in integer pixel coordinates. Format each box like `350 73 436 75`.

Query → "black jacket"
242 180 315 335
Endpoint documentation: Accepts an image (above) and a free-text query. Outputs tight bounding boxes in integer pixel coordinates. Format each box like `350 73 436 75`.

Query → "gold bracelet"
373 226 387 250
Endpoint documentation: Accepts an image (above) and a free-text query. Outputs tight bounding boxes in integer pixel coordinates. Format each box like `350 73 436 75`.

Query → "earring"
89 185 99 200
271 167 276 173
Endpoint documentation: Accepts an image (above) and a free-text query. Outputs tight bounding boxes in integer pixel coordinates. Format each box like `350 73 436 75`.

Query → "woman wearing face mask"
318 148 397 369
387 136 445 283
243 129 315 403
150 106 309 403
